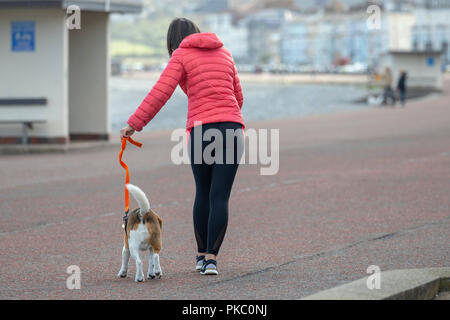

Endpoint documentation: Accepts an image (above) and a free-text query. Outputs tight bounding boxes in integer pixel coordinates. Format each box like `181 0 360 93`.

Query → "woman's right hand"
120 125 135 141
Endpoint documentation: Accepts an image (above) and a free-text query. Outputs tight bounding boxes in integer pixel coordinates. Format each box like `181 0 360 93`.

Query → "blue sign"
427 56 435 67
11 21 35 52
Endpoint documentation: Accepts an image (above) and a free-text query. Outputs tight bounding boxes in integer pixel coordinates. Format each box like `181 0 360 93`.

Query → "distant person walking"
382 67 396 106
120 18 245 276
397 71 407 107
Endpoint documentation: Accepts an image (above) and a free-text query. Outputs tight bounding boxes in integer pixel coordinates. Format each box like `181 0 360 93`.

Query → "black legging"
189 121 244 256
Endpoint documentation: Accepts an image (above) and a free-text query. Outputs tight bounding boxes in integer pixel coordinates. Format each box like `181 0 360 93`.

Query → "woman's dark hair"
167 18 201 57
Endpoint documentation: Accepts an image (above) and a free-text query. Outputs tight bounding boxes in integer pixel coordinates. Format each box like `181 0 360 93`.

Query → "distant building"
241 7 296 64
280 6 415 69
412 3 450 65
280 17 309 65
203 12 249 62
385 12 416 51
195 0 230 13
194 1 249 62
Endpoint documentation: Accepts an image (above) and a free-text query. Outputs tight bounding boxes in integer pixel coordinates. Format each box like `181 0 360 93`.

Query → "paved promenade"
0 82 449 299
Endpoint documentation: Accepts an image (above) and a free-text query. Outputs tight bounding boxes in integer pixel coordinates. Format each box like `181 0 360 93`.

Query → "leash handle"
119 136 142 212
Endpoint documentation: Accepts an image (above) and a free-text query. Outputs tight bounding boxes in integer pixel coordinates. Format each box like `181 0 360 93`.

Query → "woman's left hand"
120 125 135 141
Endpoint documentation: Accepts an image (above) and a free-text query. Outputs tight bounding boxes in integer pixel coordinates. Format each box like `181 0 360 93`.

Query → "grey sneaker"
196 255 205 271
200 259 218 275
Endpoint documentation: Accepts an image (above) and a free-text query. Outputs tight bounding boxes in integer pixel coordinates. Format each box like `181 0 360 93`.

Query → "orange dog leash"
119 137 142 217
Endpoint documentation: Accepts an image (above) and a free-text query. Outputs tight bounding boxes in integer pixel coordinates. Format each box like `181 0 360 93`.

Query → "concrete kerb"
0 139 120 155
302 267 450 300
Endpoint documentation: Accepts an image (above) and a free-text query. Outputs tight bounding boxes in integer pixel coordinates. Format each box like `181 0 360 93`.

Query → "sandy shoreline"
118 71 450 86
117 71 369 85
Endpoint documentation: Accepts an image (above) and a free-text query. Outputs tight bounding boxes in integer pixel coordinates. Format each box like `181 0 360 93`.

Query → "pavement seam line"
190 216 450 290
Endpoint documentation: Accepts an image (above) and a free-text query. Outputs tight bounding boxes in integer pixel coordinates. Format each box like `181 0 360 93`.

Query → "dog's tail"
126 184 150 215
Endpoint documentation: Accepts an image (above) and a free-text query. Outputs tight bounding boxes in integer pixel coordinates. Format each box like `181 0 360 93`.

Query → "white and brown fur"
117 184 163 282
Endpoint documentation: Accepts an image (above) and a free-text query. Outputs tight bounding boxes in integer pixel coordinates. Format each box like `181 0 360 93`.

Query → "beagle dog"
117 184 163 282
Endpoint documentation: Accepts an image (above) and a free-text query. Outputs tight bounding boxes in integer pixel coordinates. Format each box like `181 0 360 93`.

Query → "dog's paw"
147 266 156 279
155 270 162 279
117 269 127 278
135 272 145 282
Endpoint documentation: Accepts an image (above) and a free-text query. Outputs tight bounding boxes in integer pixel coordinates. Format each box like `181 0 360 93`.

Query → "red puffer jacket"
127 32 244 131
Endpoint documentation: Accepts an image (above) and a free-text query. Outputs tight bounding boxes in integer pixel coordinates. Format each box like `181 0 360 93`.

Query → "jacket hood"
179 32 223 49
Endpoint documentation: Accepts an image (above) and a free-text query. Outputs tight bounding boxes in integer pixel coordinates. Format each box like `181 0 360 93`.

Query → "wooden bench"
0 98 48 144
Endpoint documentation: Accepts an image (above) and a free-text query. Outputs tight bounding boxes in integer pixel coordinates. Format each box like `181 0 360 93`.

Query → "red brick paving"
0 83 449 299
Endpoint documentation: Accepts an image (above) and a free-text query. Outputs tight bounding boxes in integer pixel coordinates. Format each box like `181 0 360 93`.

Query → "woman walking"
120 18 245 275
